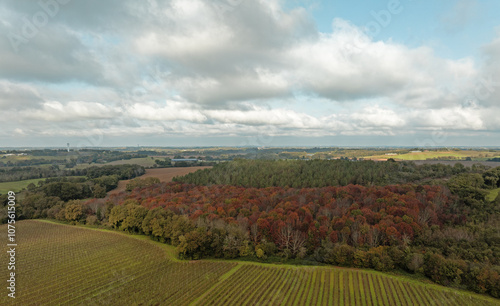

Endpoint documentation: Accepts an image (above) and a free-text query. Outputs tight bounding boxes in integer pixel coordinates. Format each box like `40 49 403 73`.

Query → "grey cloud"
0 22 105 85
0 81 43 110
0 0 500 146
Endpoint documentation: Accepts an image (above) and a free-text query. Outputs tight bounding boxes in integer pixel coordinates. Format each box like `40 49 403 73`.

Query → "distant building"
410 150 422 153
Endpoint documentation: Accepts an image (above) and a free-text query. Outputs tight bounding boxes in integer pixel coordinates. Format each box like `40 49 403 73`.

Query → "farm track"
1 220 498 305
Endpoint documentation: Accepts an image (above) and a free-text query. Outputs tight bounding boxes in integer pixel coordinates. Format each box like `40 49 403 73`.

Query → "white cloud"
0 0 499 146
126 100 206 122
23 101 118 122
351 106 405 128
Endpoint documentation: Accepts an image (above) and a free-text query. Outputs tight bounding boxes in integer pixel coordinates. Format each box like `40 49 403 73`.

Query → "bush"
86 215 99 225
407 253 424 273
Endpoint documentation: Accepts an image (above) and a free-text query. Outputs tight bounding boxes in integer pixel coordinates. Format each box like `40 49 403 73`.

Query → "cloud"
0 81 42 109
478 30 500 106
23 101 119 122
126 100 207 122
0 0 499 146
351 106 405 128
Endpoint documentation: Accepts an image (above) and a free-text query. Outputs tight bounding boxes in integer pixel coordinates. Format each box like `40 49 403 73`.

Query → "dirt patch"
108 166 212 195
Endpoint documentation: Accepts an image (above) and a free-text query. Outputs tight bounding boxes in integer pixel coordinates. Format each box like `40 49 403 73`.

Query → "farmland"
0 220 235 305
195 263 497 306
365 150 498 161
108 166 211 195
0 178 44 194
1 221 497 305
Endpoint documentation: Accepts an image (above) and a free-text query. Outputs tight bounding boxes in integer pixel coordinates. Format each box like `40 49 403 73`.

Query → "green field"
0 221 235 305
487 188 500 202
1 221 498 305
70 157 158 170
0 155 72 162
105 157 157 167
0 179 45 195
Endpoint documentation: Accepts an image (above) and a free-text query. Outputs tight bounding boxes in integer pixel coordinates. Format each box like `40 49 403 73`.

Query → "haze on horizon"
1 0 499 148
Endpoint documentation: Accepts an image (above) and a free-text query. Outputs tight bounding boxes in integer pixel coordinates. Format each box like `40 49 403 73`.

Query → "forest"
76 180 499 297
0 164 145 219
0 163 144 184
3 159 500 298
173 159 477 187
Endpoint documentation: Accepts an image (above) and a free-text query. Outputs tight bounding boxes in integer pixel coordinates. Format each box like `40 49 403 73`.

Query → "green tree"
93 184 106 198
64 200 85 223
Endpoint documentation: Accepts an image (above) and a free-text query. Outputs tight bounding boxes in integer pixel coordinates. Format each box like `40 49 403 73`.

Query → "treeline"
85 164 145 179
0 149 154 168
0 163 145 184
0 164 145 219
0 166 85 183
0 158 64 168
174 159 471 188
68 151 152 166
35 180 499 298
446 168 500 219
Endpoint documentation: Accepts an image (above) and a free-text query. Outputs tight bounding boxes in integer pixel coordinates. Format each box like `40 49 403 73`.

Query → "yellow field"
366 151 474 161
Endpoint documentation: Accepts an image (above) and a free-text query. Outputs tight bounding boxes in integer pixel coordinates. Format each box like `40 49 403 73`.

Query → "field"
487 188 500 202
108 166 211 195
71 157 159 170
105 157 158 167
0 176 87 195
0 220 235 305
0 178 45 195
365 151 500 161
366 151 468 161
412 160 500 168
1 221 498 305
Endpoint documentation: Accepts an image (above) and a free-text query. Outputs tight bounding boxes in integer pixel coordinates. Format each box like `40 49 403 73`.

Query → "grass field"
0 178 45 195
0 176 86 195
364 150 500 162
105 157 158 167
1 221 498 305
108 166 212 195
70 157 159 170
487 188 500 202
365 151 470 161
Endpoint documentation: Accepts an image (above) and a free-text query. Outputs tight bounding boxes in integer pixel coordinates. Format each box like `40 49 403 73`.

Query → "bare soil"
108 166 212 195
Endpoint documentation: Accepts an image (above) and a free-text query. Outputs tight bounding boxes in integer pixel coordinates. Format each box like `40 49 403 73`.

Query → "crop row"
2 221 497 306
196 264 498 306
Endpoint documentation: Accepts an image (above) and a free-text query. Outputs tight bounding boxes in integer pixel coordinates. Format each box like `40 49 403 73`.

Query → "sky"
1 0 500 148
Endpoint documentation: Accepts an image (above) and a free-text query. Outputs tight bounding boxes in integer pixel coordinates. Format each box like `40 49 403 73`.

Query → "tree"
177 228 214 259
93 184 106 198
64 200 85 223
223 223 250 258
407 253 424 273
120 201 148 233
